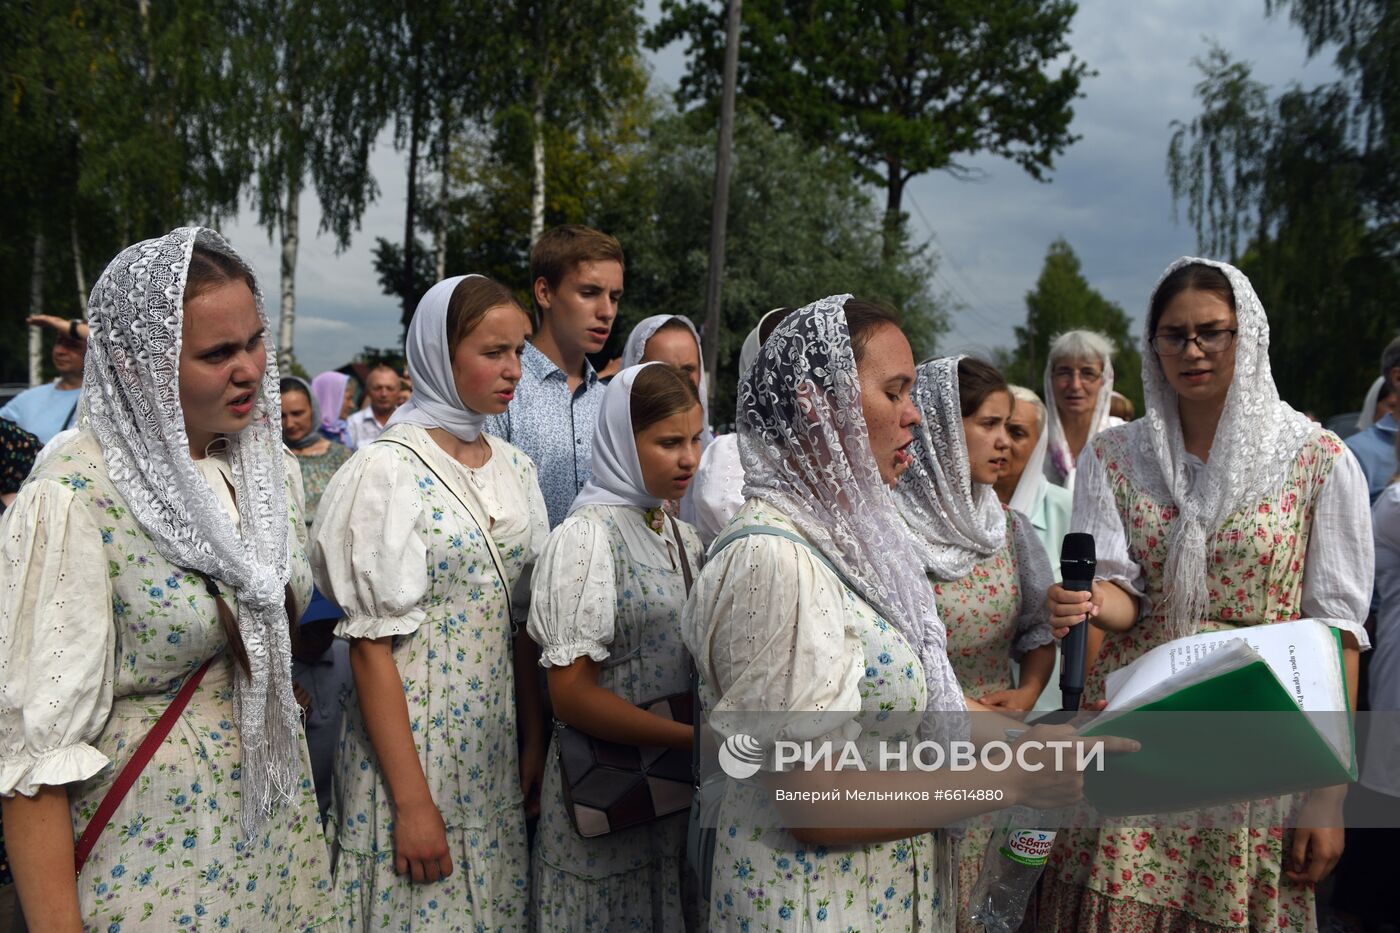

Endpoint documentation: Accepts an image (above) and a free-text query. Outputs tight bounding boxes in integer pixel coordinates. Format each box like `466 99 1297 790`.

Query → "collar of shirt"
1376 412 1397 436
522 341 599 390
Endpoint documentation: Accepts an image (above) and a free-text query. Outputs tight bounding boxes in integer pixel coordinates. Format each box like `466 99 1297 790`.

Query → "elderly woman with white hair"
1042 330 1123 491
994 385 1072 566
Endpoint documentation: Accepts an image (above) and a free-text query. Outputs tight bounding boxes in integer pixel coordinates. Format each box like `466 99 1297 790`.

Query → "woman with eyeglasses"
1040 259 1373 932
1042 330 1124 492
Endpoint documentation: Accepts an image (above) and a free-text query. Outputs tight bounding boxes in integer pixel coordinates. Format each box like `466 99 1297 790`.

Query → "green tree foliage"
651 0 1090 249
428 62 656 296
371 2 646 328
240 0 397 369
1267 0 1400 246
598 109 949 426
0 0 255 379
1166 5 1400 417
430 100 949 427
1007 239 1143 412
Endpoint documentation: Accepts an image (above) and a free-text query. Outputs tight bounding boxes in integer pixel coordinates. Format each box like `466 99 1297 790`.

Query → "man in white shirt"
345 363 401 449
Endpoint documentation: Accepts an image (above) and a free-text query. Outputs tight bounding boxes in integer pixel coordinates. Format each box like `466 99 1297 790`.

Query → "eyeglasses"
1051 367 1103 384
1149 329 1238 356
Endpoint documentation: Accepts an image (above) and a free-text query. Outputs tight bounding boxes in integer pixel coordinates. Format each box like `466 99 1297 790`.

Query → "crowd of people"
0 221 1394 933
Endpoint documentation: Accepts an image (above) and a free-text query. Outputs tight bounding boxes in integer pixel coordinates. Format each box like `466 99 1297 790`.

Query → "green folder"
1078 622 1355 816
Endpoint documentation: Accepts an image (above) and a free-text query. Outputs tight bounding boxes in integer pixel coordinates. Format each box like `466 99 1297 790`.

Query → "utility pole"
701 0 741 411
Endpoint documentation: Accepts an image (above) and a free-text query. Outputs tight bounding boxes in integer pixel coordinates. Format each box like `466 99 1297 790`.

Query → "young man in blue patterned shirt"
484 225 624 527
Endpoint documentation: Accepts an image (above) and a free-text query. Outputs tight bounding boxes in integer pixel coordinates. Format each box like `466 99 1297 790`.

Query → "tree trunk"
70 212 87 316
278 179 301 374
29 230 45 386
530 80 546 246
701 0 743 412
435 106 449 283
402 82 422 336
883 161 905 261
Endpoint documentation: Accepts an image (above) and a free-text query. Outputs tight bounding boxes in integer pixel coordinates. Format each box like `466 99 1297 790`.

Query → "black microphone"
1059 532 1096 712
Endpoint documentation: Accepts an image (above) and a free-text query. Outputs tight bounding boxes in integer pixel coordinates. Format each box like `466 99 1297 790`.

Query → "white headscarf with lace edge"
81 226 298 837
1135 256 1319 638
896 356 1007 580
738 295 967 741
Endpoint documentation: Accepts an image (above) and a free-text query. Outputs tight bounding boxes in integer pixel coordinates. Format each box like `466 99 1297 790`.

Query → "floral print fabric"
1039 428 1347 933
932 507 1051 932
528 504 701 930
312 426 546 932
698 501 954 932
290 440 351 525
0 431 334 931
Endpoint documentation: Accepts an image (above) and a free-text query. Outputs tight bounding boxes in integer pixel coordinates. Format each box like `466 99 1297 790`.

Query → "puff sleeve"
0 479 115 796
309 446 430 639
681 529 866 749
527 515 617 668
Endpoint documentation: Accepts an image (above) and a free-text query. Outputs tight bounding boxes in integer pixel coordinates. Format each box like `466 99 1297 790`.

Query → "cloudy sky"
220 1 1339 375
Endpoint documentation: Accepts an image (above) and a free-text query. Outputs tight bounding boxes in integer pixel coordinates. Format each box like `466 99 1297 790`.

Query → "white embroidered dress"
310 424 547 931
0 432 335 931
527 503 702 930
685 499 953 932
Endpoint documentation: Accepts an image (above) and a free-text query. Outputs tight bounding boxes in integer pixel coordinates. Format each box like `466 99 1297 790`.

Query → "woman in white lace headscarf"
1042 329 1123 491
1040 258 1373 933
898 357 1055 705
683 296 1102 933
896 356 1057 930
0 227 334 930
311 274 548 931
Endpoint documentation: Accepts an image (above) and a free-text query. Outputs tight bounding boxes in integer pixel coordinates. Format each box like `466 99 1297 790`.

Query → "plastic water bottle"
966 807 1057 933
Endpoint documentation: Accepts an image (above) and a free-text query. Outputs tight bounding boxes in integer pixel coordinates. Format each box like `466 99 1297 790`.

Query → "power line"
905 188 1023 337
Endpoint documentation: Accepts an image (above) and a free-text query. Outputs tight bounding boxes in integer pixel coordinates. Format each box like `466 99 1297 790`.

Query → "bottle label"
1000 829 1056 867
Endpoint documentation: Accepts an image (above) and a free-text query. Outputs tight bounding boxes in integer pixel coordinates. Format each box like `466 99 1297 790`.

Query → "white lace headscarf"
1043 330 1116 489
386 275 490 443
81 226 299 836
1139 257 1319 638
738 295 967 735
897 356 1007 580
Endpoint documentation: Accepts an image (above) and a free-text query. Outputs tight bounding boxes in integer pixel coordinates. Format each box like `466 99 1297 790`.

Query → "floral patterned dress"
310 424 548 932
934 508 1051 698
290 440 352 525
526 504 702 930
0 430 335 931
930 506 1054 932
687 500 954 932
1039 427 1368 933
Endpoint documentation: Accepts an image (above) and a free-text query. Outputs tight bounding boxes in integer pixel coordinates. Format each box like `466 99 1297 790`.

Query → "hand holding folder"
1078 619 1354 816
